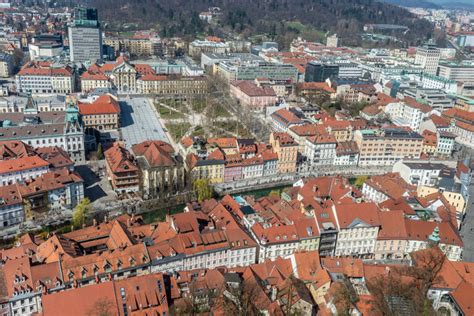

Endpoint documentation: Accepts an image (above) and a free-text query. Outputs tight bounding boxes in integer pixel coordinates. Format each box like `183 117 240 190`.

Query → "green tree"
193 179 213 202
97 143 104 160
72 198 91 229
268 190 280 199
354 176 368 188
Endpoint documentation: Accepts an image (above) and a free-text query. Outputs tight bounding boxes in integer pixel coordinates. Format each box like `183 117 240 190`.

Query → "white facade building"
304 135 336 168
414 44 440 75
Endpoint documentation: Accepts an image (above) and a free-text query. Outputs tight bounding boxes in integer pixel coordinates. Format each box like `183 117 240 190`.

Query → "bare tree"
367 248 446 316
222 280 263 316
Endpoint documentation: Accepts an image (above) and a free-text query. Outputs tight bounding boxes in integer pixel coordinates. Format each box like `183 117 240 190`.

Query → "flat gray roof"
120 97 170 149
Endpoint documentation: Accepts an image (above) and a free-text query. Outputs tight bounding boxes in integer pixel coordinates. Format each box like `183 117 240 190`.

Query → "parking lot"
120 97 170 148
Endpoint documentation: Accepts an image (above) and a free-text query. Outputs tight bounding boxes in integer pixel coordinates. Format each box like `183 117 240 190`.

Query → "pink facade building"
230 80 277 111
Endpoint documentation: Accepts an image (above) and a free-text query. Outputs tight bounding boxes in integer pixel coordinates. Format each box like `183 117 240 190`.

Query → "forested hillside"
81 0 434 46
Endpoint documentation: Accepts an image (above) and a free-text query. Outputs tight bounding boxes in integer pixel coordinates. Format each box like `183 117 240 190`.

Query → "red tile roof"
335 202 381 229
78 95 120 115
231 80 276 97
0 155 49 174
80 70 108 80
298 82 335 93
17 62 73 77
131 140 176 168
404 97 432 113
104 143 138 174
364 173 415 201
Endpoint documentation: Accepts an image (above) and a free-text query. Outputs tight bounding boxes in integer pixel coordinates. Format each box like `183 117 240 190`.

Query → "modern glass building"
68 7 103 63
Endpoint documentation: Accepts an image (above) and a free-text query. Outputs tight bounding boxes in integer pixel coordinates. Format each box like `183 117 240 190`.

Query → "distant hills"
379 0 441 9
81 0 433 46
380 0 474 9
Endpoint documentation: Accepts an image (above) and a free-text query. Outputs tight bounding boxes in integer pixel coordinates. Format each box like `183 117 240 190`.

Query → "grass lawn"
156 104 185 119
165 122 191 141
191 125 206 138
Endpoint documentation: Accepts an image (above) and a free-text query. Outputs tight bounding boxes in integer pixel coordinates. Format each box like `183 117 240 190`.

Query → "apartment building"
15 62 75 94
385 97 432 132
375 211 463 261
187 149 225 184
354 128 423 167
288 124 326 153
362 173 415 203
241 156 264 179
103 34 162 57
436 131 456 156
420 73 457 94
137 74 208 95
78 94 120 131
0 106 86 163
438 61 474 82
0 52 13 77
188 39 230 57
334 202 381 258
104 143 140 194
269 132 298 173
414 43 440 75
334 141 359 166
230 197 319 263
230 80 277 111
217 61 298 82
392 161 445 186
80 70 112 93
0 184 24 228
453 121 474 148
0 156 49 186
305 134 337 168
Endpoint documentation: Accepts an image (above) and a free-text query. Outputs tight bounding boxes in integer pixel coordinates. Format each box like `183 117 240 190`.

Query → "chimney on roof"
93 218 97 226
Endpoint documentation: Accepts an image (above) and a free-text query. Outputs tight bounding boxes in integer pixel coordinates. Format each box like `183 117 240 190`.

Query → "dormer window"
129 257 136 266
68 271 74 281
104 263 112 273
117 259 122 269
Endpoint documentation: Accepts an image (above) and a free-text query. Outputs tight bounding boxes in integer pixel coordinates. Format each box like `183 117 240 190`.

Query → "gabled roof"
335 202 381 229
132 140 177 168
104 143 138 174
0 155 49 174
0 140 36 159
78 94 120 115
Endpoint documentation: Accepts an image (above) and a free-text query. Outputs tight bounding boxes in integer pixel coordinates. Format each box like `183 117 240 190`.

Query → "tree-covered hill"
81 0 434 46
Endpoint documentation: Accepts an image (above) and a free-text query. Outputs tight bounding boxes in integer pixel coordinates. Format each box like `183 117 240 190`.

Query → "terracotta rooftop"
231 80 276 97
104 143 138 174
78 94 120 115
0 155 49 174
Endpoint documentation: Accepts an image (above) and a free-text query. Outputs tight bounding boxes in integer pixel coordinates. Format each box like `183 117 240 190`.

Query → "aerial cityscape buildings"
0 1 474 315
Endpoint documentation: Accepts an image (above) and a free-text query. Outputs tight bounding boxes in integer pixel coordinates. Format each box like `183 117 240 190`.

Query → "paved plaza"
120 97 170 148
